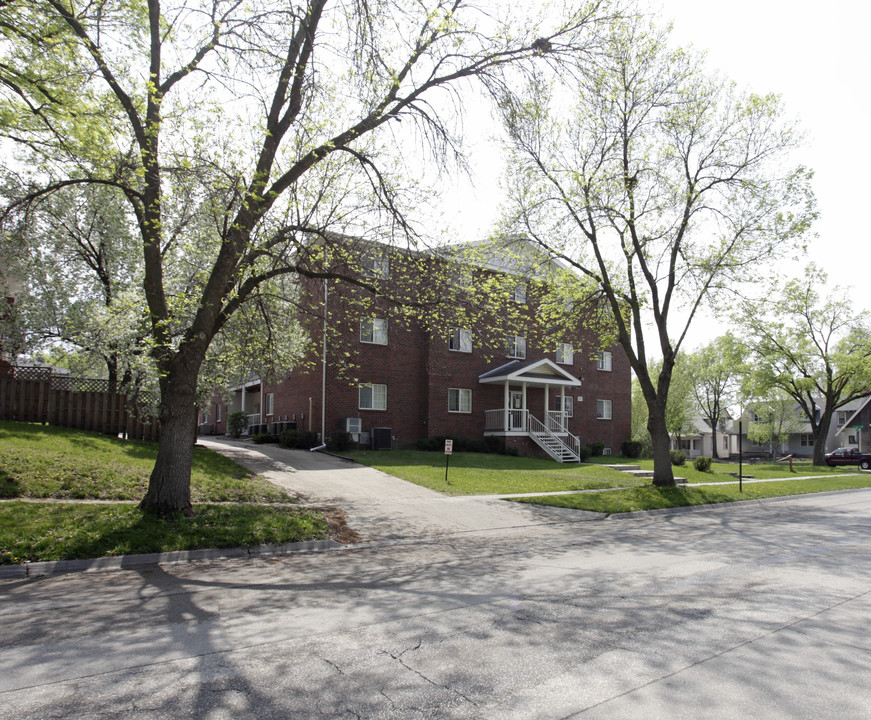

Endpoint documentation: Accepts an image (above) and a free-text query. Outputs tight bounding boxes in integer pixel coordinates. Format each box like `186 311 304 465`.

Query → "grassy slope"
0 422 328 564
0 421 291 502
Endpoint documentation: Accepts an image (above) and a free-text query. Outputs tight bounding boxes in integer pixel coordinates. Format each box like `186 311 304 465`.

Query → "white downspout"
321 277 327 443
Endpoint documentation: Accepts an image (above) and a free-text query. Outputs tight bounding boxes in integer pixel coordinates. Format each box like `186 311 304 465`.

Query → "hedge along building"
204 237 630 461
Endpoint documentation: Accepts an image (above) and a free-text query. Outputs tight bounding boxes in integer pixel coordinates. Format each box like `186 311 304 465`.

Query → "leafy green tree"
0 0 621 514
735 265 871 465
630 376 649 446
743 392 803 459
663 355 695 442
686 334 743 458
495 16 814 485
1 183 145 387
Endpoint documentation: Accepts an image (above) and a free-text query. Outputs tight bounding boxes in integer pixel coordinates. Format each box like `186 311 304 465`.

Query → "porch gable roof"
478 358 581 387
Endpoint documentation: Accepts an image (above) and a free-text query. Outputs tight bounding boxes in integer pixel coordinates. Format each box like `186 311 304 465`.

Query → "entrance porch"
479 359 583 462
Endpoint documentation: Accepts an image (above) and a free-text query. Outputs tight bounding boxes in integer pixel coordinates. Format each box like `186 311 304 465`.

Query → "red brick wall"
231 247 631 453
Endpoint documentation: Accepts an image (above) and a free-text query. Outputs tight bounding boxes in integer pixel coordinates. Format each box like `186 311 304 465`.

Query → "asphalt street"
2 485 871 719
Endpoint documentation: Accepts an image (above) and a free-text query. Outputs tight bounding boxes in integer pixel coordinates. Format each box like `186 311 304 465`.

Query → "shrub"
670 449 687 466
484 436 504 454
251 433 278 444
415 436 441 451
295 430 320 450
589 441 605 457
279 429 298 448
578 445 592 461
693 455 713 472
620 439 643 459
227 411 248 439
328 430 352 452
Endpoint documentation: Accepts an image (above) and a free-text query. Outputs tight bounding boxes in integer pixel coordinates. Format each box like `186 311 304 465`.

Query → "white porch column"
522 382 528 432
241 387 246 413
560 386 566 425
503 381 510 432
544 386 549 416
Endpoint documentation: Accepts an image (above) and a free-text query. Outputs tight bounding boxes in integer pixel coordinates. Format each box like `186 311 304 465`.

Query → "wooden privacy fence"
0 366 159 441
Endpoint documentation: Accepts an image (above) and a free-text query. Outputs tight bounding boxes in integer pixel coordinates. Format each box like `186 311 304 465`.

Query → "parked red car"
824 447 871 468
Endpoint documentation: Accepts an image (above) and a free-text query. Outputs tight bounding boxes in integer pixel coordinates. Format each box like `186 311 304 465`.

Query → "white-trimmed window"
506 335 526 359
554 395 573 418
556 342 573 365
361 252 389 278
513 282 527 303
849 434 857 445
450 265 473 290
360 318 388 345
597 399 612 420
359 383 387 410
597 350 612 371
449 328 472 353
216 404 222 422
201 411 210 424
448 388 472 414
800 433 814 447
837 410 849 426
265 392 274 416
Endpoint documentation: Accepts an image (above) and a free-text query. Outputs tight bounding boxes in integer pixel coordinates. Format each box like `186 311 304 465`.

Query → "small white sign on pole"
444 439 453 455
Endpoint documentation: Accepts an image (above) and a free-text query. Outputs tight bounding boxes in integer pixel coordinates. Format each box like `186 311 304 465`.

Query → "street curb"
0 538 342 581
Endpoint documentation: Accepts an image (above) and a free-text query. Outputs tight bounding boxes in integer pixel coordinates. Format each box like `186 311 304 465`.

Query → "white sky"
442 0 871 351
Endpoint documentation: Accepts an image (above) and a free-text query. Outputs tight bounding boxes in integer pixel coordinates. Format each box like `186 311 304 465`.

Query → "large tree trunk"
648 408 676 487
139 350 203 516
812 409 834 466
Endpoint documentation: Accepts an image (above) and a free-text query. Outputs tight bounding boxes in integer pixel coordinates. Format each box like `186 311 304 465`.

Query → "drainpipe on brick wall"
321 277 328 443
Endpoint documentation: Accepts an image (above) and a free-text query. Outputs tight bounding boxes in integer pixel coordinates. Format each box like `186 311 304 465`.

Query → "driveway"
197 437 593 541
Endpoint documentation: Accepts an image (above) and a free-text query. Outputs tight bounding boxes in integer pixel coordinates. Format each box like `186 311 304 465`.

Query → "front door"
509 391 524 431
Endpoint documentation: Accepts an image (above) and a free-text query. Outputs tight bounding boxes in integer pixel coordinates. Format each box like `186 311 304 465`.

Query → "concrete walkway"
197 437 600 541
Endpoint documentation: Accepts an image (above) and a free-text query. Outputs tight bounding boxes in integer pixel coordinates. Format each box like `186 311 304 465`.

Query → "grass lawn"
511 475 871 514
585 455 857 483
344 449 649 494
0 502 328 564
0 422 329 565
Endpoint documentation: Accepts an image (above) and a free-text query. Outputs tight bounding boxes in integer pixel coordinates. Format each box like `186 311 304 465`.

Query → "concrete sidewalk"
197 437 600 541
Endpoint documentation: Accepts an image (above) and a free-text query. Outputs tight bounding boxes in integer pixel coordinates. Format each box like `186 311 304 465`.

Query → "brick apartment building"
200 238 630 461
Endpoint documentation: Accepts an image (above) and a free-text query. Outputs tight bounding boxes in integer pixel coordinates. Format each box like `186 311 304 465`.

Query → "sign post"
444 439 453 485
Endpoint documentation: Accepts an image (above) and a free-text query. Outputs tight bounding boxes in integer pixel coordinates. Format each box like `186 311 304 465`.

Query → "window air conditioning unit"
345 418 362 434
603 447 612 456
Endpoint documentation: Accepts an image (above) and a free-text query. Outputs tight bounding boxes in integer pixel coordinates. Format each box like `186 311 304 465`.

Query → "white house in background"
738 396 869 457
837 395 871 452
670 413 738 459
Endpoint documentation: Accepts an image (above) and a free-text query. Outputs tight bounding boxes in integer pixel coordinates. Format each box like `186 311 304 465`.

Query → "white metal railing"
484 408 528 431
245 413 261 432
527 414 575 462
545 410 581 458
546 410 569 432
485 408 580 462
533 413 581 461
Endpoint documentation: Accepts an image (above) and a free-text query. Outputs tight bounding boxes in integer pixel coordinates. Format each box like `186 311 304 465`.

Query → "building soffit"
478 358 581 388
